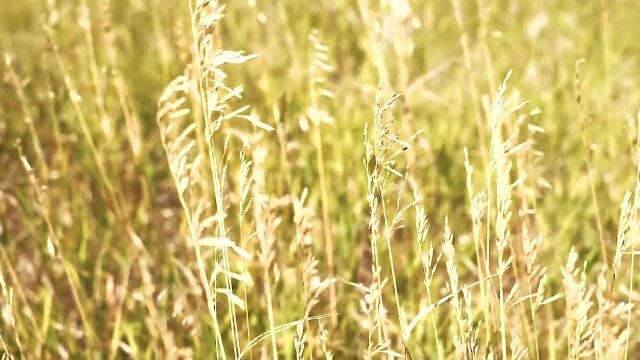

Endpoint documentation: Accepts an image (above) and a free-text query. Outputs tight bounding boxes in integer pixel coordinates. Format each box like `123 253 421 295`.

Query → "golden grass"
3 0 640 358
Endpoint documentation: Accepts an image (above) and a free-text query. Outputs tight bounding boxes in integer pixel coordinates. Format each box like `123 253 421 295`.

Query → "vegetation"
2 0 640 358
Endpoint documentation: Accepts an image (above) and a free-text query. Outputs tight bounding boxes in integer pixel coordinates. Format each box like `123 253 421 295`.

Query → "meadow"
2 0 640 358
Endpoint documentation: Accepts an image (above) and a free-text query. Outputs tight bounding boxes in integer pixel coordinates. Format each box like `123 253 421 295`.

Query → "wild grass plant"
2 0 640 358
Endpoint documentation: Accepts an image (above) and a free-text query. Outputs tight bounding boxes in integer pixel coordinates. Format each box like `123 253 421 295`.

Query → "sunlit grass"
2 0 640 358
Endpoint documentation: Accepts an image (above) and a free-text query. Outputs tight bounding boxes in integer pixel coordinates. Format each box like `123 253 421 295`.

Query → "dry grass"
3 0 640 358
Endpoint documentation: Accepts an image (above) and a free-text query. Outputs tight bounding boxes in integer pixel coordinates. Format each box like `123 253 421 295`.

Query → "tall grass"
3 0 640 358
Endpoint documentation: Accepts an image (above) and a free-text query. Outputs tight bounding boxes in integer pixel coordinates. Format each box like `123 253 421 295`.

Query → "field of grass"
3 0 640 358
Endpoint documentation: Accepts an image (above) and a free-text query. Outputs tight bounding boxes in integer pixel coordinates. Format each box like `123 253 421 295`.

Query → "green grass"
2 0 640 358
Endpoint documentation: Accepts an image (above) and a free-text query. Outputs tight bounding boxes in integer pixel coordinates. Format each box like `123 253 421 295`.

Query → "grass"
2 0 640 358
